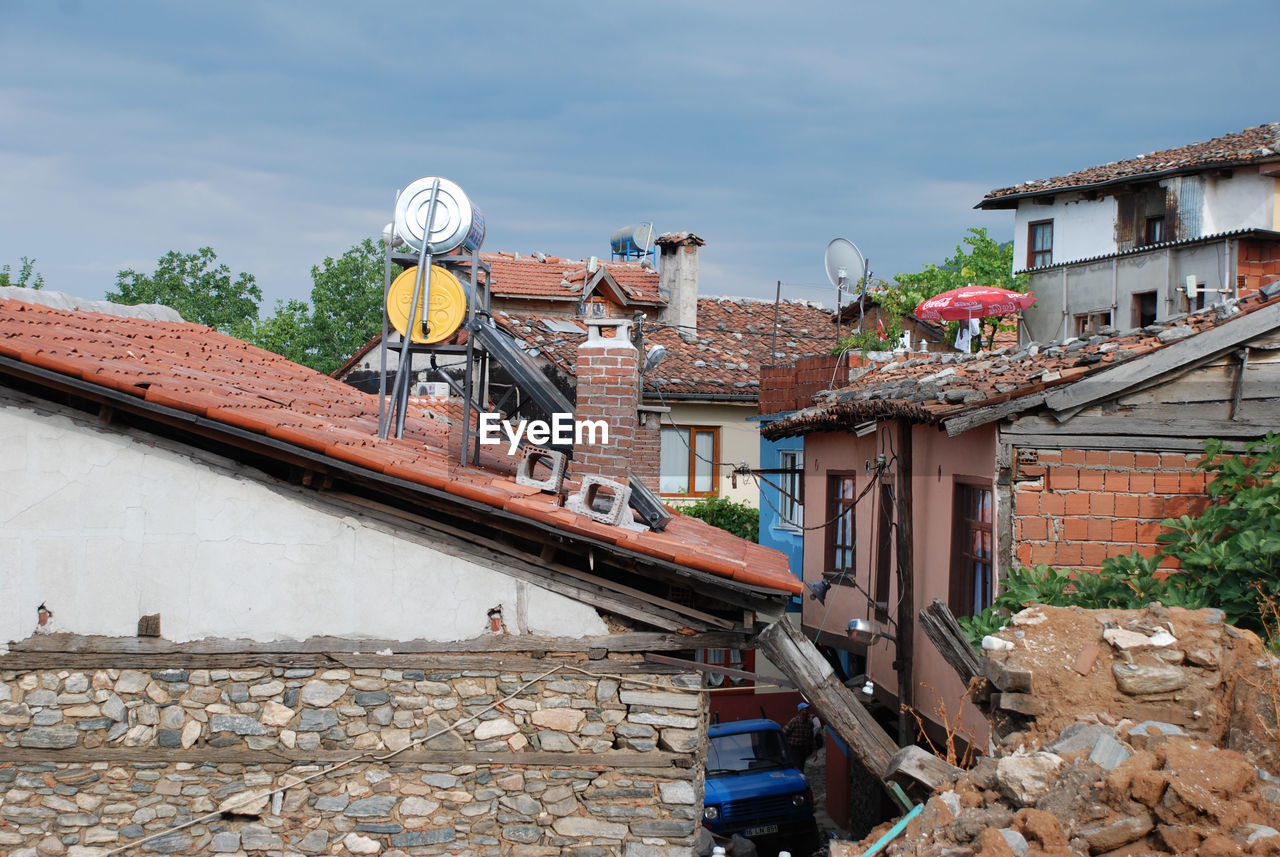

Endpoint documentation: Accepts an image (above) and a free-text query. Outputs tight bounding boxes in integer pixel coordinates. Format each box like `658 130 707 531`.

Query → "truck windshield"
707 730 792 775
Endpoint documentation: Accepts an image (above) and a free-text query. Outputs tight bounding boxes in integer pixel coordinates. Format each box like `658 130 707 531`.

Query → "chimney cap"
655 232 705 248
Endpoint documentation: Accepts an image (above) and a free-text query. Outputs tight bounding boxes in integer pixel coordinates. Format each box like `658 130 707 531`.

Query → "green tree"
680 496 760 542
1 257 45 290
108 248 262 336
246 238 385 374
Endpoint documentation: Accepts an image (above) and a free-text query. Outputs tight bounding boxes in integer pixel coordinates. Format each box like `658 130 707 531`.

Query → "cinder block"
516 447 568 494
566 475 632 526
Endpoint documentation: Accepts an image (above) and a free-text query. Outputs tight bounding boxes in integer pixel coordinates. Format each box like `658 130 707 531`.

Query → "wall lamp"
846 617 895 646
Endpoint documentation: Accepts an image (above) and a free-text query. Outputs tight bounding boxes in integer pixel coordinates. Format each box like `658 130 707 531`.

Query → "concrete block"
516 447 567 493
566 475 631 526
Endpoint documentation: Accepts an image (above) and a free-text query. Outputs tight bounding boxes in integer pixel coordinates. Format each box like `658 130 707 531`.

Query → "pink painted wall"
800 423 996 748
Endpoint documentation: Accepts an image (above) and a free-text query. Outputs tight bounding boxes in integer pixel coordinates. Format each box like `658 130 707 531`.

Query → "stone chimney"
572 318 638 486
656 232 703 343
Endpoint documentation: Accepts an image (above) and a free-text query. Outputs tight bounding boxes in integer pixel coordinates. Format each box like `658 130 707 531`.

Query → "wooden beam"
643 653 797 688
886 744 963 792
942 393 1044 437
918 599 982 685
997 432 1254 452
3 630 750 656
0 747 692 769
1007 413 1278 438
755 619 900 782
895 420 915 747
1042 299 1280 411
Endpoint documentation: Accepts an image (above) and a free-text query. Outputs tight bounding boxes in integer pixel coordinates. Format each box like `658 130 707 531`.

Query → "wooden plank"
1006 414 1278 439
943 393 1044 437
643 653 797 688
918 600 982 685
886 744 962 791
1043 299 1280 411
1114 361 1275 406
4 630 750 656
998 433 1254 453
755 618 900 781
0 747 692 768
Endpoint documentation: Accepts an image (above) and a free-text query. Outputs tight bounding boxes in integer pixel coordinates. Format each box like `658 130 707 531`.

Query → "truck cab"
702 719 818 852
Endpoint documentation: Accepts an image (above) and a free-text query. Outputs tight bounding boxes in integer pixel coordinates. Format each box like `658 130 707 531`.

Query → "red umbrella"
914 286 1035 321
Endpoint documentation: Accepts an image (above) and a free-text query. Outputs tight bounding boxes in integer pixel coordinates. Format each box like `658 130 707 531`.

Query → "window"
1144 215 1165 245
824 474 857 580
776 450 804 528
873 484 894 619
660 426 718 496
1074 310 1112 337
949 481 993 617
1132 291 1157 327
1027 220 1053 268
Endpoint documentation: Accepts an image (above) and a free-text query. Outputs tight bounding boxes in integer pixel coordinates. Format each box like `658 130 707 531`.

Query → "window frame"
873 483 894 620
1144 215 1165 246
659 425 720 497
949 478 994 618
1073 310 1113 337
824 472 858 582
1131 291 1158 327
775 449 804 529
1027 220 1053 268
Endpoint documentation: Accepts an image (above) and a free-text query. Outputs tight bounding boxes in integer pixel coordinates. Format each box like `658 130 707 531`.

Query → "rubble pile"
849 605 1280 857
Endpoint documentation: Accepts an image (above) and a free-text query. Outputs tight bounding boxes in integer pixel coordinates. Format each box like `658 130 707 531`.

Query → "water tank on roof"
610 222 654 260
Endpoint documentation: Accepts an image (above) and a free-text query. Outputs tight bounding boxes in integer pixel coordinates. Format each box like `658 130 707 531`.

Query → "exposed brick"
1061 449 1086 465
1180 471 1207 494
1104 471 1130 492
1089 492 1115 517
1135 453 1159 468
1064 493 1091 515
1081 542 1107 567
1114 494 1140 517
1021 517 1049 541
1078 469 1105 491
1040 492 1066 516
1113 520 1138 542
1130 472 1155 493
1166 496 1191 517
1109 452 1136 468
1154 474 1181 494
1138 495 1164 518
1064 518 1089 540
1136 520 1163 543
1030 543 1057 565
1085 450 1108 465
1051 466 1079 491
1056 542 1083 566
1087 517 1112 541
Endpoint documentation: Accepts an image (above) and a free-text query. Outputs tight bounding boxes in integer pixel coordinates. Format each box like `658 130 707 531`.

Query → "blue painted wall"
753 415 804 587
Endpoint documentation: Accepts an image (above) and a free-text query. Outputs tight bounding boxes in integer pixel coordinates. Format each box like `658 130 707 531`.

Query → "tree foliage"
108 247 262 336
961 433 1280 647
247 238 384 375
679 496 760 542
0 257 45 290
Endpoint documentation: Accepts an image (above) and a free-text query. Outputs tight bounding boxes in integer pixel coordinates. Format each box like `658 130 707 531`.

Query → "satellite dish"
825 238 866 291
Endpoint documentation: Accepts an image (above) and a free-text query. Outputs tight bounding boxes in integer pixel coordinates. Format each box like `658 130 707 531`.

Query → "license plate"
744 825 778 837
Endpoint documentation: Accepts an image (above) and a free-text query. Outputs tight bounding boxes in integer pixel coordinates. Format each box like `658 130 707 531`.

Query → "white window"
777 449 803 528
660 426 718 496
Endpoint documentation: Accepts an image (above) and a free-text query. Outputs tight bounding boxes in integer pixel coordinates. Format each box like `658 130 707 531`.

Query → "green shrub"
680 496 760 542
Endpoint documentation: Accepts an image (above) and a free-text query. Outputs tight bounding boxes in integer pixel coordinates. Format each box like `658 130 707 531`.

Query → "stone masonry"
0 664 707 856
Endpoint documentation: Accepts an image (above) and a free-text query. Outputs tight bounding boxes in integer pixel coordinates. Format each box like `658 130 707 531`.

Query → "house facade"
0 291 801 856
979 121 1280 341
762 284 1280 751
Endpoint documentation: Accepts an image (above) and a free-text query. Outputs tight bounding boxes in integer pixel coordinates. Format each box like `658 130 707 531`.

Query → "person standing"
784 702 816 769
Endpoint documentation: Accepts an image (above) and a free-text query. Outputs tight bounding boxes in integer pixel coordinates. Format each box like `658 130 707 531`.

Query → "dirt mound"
837 605 1280 857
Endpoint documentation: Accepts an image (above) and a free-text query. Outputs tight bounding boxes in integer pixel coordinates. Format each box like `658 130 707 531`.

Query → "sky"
1 0 1276 314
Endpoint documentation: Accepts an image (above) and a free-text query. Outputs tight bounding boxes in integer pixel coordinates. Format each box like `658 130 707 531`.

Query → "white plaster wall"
659 401 760 507
1202 168 1278 234
0 403 608 646
1013 195 1117 270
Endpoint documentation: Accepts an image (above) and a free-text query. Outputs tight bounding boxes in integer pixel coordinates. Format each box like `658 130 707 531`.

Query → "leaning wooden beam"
755 619 899 780
918 599 982 685
643 653 797 688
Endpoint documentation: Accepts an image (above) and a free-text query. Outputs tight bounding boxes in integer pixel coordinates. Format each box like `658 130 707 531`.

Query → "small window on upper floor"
1027 220 1053 268
1074 310 1112 337
1132 291 1157 327
1144 215 1165 246
776 449 804 529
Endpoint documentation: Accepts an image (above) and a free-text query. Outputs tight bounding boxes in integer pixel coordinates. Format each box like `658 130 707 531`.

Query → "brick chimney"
656 232 704 343
572 318 638 486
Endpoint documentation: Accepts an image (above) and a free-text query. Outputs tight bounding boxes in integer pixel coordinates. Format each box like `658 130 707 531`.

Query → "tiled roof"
981 121 1280 204
495 298 836 400
763 289 1280 438
0 296 799 597
481 252 665 305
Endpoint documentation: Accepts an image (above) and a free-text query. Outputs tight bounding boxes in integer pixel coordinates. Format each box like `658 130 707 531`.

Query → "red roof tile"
496 298 835 400
764 290 1280 438
0 297 799 598
982 122 1280 204
481 252 665 304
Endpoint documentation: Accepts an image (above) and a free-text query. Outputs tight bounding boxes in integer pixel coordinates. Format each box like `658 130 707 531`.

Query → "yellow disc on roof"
385 265 467 344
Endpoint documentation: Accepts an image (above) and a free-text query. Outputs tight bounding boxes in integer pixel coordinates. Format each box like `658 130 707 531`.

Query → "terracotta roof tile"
0 297 798 598
481 252 665 304
496 298 835 400
983 121 1280 203
764 290 1280 438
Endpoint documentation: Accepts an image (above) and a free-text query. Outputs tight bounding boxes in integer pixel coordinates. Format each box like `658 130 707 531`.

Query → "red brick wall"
759 353 866 415
1236 239 1280 297
633 410 661 492
572 343 639 485
1012 448 1209 573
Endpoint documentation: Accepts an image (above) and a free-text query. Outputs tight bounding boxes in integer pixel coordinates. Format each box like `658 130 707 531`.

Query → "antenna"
825 238 868 343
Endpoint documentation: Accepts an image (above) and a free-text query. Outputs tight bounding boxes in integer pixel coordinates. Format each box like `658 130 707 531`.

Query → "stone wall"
0 662 707 856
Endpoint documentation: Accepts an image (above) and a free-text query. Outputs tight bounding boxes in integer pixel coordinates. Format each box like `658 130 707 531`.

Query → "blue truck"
702 719 819 854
